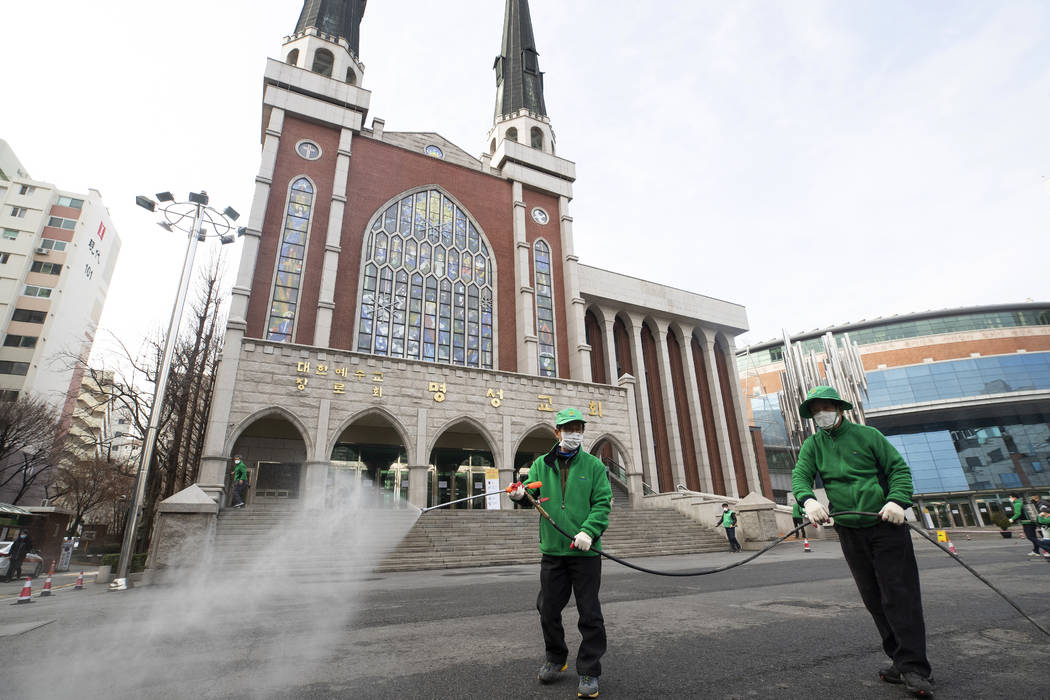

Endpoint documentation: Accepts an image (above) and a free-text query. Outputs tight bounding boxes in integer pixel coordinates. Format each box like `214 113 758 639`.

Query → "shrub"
989 514 1011 530
99 553 147 573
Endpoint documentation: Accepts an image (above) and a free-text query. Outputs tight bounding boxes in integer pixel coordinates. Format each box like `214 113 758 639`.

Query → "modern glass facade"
883 414 1050 494
865 352 1050 409
738 307 1050 371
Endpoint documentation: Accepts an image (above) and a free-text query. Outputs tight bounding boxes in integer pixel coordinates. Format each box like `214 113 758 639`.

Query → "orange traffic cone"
47 560 55 577
948 540 957 555
74 572 84 590
12 577 33 604
40 573 54 597
803 538 812 553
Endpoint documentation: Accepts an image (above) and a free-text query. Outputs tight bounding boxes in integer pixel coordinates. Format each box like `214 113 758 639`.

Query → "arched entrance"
230 412 309 505
427 419 497 510
329 411 410 508
513 425 557 509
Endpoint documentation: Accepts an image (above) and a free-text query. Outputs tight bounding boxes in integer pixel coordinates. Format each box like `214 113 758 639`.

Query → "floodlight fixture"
157 222 174 232
220 233 236 245
236 226 247 237
197 226 207 242
156 192 175 203
135 196 157 212
188 191 209 205
223 206 240 221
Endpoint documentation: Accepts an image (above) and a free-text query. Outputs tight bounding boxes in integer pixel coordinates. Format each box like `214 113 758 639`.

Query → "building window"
424 145 444 159
531 127 543 149
355 188 495 369
296 141 321 160
56 196 83 209
0 390 19 402
3 335 37 348
3 229 17 240
18 185 35 196
12 309 46 323
312 48 334 77
39 238 67 252
286 48 299 66
505 127 518 143
265 177 314 343
0 361 30 376
30 261 61 275
23 285 52 298
533 239 556 377
0 253 9 264
47 216 77 230
10 207 27 218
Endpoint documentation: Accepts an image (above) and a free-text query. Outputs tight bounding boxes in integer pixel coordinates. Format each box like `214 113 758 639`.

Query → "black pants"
232 481 247 506
1021 524 1049 553
792 517 807 539
837 523 931 678
725 527 741 552
538 554 606 676
9 556 26 580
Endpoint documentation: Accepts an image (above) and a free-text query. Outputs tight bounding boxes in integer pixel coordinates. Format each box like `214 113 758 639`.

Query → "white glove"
508 483 525 501
573 532 592 551
804 498 830 525
879 501 906 525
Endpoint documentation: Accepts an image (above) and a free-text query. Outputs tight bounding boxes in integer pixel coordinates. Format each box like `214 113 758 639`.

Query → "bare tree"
51 452 135 536
0 395 62 505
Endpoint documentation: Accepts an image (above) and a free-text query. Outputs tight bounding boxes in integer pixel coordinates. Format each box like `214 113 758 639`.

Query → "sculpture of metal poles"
111 191 242 590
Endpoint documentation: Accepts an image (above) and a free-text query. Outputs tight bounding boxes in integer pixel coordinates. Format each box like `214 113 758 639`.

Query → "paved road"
0 535 1047 699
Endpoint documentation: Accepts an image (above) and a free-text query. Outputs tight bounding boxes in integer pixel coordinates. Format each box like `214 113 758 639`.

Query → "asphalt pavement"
0 535 1047 699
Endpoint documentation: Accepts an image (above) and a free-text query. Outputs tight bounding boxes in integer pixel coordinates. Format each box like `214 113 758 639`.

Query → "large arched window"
266 177 314 342
356 189 495 369
312 48 334 77
533 239 556 377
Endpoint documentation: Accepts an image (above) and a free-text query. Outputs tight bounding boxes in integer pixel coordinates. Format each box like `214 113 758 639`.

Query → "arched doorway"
329 411 410 508
230 412 309 505
428 419 497 509
513 425 557 509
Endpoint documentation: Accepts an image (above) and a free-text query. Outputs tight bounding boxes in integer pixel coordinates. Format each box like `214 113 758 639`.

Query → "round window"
296 141 321 160
531 207 549 225
425 145 444 159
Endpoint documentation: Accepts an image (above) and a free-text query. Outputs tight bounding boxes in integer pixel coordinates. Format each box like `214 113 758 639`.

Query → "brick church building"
193 0 761 514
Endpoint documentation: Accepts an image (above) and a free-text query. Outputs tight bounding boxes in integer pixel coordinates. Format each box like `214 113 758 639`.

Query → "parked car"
0 541 44 579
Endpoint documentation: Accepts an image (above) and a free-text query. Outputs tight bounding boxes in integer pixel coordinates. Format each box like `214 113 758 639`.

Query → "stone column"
627 313 658 490
723 336 761 491
498 414 515 509
601 308 618 384
680 328 713 492
969 495 985 527
408 465 430 509
303 460 330 510
618 374 647 508
558 196 591 381
512 181 538 374
653 319 686 489
700 334 737 497
198 107 284 503
314 128 353 347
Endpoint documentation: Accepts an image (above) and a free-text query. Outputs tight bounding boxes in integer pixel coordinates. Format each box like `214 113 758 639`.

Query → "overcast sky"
1 0 1047 360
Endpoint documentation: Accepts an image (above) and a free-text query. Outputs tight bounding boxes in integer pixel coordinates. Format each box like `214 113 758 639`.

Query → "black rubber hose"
546 510 1050 639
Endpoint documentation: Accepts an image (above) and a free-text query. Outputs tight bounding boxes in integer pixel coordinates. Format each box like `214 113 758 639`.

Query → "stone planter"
95 564 112 584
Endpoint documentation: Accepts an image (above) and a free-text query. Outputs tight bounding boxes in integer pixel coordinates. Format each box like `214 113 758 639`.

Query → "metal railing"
603 458 656 496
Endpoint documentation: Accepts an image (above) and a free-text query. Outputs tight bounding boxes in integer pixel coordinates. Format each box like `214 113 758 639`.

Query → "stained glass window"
534 240 556 377
266 177 314 342
357 189 495 369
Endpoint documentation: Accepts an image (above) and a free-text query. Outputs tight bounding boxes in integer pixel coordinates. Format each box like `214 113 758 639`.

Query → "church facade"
194 0 759 513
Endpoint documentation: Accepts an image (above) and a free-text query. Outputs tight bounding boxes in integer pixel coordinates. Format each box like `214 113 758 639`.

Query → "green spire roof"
295 0 367 56
493 0 548 121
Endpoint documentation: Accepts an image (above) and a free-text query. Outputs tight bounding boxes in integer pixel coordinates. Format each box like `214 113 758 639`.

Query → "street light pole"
112 191 242 590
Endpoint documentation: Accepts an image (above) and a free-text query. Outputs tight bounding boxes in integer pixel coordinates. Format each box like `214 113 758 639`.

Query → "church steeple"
493 0 547 120
295 0 367 57
487 0 556 157
282 0 368 86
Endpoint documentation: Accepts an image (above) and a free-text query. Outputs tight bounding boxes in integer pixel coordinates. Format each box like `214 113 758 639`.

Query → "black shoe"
537 660 567 684
902 672 935 698
577 675 599 698
878 665 902 684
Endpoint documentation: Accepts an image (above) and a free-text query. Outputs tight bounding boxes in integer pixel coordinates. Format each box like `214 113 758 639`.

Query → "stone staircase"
374 506 729 572
210 500 730 575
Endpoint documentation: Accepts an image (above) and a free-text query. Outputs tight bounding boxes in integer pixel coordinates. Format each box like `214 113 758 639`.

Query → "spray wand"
419 481 543 513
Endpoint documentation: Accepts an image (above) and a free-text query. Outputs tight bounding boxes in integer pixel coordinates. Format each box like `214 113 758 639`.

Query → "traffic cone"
11 577 33 604
40 573 54 597
803 538 812 553
948 540 957 555
47 560 55 577
74 572 84 590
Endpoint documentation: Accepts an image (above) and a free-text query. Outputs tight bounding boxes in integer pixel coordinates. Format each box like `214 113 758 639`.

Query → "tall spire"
295 0 367 57
493 0 547 121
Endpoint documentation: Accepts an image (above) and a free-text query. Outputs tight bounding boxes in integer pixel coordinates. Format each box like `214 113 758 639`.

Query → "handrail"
602 458 656 496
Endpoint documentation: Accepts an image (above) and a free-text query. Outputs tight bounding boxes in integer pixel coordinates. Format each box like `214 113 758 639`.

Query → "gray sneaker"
902 672 935 698
878 665 902 684
577 675 599 698
537 660 567 683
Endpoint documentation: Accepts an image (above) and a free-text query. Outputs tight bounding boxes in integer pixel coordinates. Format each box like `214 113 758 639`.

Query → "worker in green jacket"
231 455 248 508
510 407 612 699
1007 494 1044 557
791 500 806 539
792 386 934 698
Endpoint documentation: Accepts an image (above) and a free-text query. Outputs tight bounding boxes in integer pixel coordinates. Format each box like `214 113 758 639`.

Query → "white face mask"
559 432 584 451
813 410 839 430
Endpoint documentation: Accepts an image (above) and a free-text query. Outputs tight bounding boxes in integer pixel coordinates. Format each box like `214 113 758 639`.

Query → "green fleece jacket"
792 419 913 528
524 445 612 557
1008 499 1032 525
233 461 248 482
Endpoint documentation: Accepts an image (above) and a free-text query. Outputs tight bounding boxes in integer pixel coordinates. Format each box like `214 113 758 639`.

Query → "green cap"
555 407 587 426
798 385 853 419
